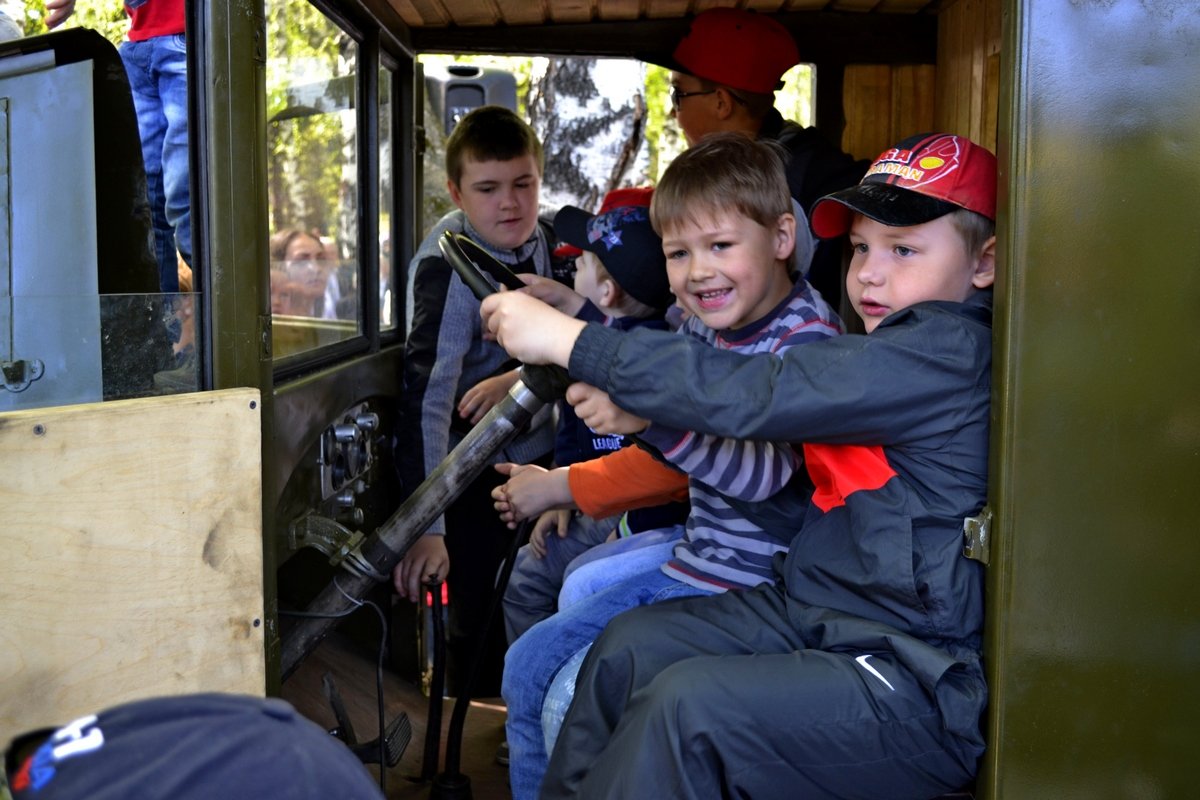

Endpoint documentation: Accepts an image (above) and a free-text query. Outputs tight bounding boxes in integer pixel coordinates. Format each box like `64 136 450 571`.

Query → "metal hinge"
963 506 993 565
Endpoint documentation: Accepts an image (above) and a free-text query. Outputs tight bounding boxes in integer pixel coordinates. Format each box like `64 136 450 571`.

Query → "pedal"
321 672 358 745
352 712 413 767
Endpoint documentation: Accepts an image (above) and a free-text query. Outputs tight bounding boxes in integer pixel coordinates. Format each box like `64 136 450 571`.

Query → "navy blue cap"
553 204 673 311
6 694 383 800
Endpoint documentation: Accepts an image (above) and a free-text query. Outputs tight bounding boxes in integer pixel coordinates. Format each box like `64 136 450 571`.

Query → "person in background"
269 228 333 317
661 6 867 313
495 186 688 649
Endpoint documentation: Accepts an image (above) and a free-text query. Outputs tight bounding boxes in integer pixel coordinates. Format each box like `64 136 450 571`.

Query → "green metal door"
985 0 1200 796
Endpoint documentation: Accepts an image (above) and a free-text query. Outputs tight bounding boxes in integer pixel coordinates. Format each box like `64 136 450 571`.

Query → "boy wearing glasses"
663 7 866 309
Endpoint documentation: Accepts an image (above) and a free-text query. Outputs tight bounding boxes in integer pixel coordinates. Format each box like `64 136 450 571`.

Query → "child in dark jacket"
481 132 998 799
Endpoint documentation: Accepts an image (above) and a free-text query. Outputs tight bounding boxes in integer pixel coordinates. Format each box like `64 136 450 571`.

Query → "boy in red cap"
481 132 998 799
662 7 867 312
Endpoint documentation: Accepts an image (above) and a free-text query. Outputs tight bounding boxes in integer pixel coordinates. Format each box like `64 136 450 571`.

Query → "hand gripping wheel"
437 230 571 402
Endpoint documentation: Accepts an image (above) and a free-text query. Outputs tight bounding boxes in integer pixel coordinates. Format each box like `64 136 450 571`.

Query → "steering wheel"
438 230 571 402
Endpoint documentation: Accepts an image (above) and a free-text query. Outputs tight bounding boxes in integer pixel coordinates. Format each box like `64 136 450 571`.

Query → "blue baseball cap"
553 203 673 311
4 694 383 800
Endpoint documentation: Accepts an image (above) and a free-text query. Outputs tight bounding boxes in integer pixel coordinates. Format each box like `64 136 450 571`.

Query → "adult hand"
458 368 519 424
565 382 649 435
480 292 585 367
391 534 449 602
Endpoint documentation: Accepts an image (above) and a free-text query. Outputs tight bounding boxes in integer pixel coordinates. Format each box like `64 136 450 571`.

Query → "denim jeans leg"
558 524 685 610
502 513 617 645
501 567 708 800
154 34 191 274
120 35 189 292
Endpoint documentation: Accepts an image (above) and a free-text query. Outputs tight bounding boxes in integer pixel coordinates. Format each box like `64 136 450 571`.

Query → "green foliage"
22 0 127 42
265 0 356 237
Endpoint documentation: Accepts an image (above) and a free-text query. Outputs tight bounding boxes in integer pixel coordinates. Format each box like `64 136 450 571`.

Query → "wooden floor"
281 634 512 800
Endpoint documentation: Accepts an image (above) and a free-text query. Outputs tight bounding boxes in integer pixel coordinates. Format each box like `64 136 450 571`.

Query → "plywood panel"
0 389 264 740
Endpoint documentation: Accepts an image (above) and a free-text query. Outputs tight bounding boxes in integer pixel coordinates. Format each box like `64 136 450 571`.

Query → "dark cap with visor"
4 693 383 800
810 132 997 239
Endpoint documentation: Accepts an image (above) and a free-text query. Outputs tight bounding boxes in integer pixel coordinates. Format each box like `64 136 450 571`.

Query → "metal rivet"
32 424 45 436
249 400 257 409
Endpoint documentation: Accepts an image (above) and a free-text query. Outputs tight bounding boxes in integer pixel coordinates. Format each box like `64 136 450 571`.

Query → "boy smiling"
495 132 842 800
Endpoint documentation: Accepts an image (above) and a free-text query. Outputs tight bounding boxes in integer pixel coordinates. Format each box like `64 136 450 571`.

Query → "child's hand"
519 274 586 316
458 368 519 424
480 293 586 367
528 509 572 558
566 383 650 435
392 533 449 603
491 462 573 528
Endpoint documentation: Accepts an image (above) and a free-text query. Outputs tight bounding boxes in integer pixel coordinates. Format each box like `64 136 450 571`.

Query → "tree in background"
22 0 124 40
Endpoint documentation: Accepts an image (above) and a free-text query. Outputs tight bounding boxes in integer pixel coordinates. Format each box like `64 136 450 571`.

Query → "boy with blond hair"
496 132 843 800
483 132 998 799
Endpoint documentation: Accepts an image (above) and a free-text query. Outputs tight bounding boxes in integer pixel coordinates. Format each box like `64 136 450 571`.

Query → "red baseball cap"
809 133 997 239
670 8 799 94
554 186 654 259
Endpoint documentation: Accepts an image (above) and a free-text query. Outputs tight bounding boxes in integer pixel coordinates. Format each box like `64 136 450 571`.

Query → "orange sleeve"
568 445 690 520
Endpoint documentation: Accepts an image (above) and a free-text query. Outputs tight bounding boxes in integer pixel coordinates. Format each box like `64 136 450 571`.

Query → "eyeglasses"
669 86 748 112
669 86 715 111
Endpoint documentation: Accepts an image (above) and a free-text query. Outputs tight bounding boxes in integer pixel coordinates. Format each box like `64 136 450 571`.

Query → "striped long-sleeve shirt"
638 279 843 591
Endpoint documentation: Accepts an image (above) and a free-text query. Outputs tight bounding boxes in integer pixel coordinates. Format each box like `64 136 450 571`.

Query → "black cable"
279 579 390 795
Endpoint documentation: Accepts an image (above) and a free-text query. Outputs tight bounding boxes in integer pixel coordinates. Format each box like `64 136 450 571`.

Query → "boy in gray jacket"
395 105 560 697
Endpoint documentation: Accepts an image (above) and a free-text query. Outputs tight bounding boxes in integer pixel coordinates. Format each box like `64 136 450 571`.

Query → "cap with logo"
5 693 383 800
809 132 997 240
553 186 654 260
553 196 673 312
669 8 799 94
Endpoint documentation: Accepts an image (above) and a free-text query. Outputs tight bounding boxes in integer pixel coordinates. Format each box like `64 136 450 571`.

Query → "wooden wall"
0 389 265 740
840 0 1002 159
935 0 1003 152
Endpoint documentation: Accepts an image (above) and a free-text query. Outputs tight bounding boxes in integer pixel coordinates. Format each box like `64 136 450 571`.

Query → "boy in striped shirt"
497 132 843 800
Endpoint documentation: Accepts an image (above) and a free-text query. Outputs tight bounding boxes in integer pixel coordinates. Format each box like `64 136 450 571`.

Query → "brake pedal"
353 712 413 767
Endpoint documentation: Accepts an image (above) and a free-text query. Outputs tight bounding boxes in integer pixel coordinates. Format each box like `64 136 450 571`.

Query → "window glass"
378 66 395 332
266 0 360 359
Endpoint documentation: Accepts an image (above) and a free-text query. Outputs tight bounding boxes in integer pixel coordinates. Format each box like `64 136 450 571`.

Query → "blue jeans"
558 525 683 610
120 35 190 292
502 513 618 644
502 565 709 800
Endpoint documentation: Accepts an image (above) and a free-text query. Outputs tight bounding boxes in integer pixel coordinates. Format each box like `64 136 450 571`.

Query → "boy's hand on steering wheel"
518 274 586 317
480 292 585 367
566 382 649 435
